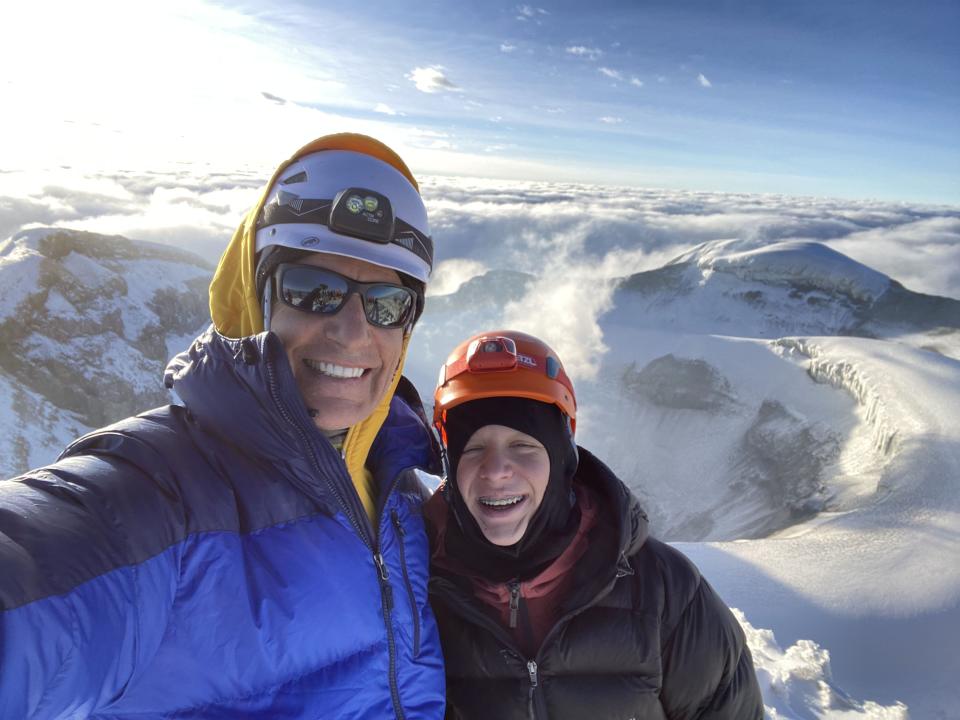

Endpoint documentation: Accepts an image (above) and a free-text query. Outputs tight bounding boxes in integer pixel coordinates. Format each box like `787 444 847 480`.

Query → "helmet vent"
546 356 561 379
281 171 308 185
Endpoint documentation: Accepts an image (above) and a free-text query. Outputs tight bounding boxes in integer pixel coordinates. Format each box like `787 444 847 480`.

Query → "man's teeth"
479 496 524 507
304 359 364 379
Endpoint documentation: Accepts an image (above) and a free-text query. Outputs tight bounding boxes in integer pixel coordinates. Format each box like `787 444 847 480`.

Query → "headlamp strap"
257 189 433 269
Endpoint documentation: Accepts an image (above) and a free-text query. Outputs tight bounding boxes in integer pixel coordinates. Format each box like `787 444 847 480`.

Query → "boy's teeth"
479 496 523 507
305 359 364 378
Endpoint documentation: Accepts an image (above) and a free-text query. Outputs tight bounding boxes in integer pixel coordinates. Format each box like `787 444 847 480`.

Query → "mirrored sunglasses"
274 263 415 329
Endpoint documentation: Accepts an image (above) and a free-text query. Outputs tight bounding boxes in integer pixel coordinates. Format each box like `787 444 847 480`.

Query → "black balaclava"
443 397 580 582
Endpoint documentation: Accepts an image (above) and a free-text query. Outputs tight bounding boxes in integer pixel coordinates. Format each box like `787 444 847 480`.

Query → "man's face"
270 252 406 432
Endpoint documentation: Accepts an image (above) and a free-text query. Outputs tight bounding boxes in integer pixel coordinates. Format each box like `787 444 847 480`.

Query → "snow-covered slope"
0 228 212 479
612 238 960 343
408 238 960 718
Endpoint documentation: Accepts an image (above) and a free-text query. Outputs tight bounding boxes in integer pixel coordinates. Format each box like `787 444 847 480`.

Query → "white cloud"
566 45 602 61
657 75 668 83
698 73 713 88
828 217 960 299
500 43 517 53
427 258 489 296
516 5 548 20
374 103 398 115
406 128 456 151
630 77 644 87
599 67 623 81
7 169 958 302
0 167 259 262
407 66 461 94
600 116 624 124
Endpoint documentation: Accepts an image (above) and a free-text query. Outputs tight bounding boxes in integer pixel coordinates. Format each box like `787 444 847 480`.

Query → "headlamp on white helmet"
255 150 433 284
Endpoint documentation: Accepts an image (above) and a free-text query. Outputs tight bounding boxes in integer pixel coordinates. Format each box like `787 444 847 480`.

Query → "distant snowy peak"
616 239 960 339
0 227 213 477
678 239 891 303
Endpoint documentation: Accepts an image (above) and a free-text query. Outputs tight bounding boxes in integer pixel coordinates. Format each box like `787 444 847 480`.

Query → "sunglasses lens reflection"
279 266 413 328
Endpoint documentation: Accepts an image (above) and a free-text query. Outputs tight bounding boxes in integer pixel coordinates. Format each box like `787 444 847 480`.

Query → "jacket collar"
165 326 308 462
574 447 650 559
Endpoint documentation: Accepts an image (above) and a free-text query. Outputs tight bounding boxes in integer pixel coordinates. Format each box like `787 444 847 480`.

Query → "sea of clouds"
2 167 958 380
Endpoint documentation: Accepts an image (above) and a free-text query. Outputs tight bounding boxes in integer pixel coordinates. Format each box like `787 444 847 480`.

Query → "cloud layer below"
3 170 957 376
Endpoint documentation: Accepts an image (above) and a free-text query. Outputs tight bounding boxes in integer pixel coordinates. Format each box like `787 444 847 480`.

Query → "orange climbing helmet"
433 330 577 441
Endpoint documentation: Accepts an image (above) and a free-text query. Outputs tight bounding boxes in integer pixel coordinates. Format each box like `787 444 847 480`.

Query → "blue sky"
2 0 958 203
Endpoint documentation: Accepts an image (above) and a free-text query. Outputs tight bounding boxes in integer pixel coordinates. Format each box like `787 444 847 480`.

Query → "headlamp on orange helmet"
467 335 518 371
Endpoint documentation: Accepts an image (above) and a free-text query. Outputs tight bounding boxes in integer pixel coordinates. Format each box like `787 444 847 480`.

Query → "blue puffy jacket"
0 328 445 719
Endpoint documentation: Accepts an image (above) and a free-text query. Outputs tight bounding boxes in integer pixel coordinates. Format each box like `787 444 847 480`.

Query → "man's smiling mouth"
304 359 367 379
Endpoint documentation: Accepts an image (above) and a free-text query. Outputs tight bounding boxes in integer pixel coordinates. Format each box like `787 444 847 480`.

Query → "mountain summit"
612 238 960 340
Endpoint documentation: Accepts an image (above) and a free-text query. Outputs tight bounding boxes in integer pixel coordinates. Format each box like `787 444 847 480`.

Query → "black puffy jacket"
427 448 763 720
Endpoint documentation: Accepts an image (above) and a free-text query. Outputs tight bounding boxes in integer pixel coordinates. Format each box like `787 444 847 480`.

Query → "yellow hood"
208 133 422 523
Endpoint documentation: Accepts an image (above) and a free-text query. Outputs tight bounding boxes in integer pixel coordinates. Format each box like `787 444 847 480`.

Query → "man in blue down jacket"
0 134 445 718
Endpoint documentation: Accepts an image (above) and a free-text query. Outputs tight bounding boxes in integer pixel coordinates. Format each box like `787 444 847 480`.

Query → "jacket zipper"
506 581 538 716
391 510 421 657
527 660 539 719
265 354 407 719
374 552 405 720
265 358 373 547
430 578 537 711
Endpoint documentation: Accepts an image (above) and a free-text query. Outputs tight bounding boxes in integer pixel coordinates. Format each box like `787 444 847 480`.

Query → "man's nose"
323 293 370 346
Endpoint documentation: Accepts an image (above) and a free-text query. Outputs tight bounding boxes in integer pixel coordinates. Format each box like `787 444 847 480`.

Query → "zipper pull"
527 660 538 687
374 552 393 610
508 581 520 629
374 552 390 581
